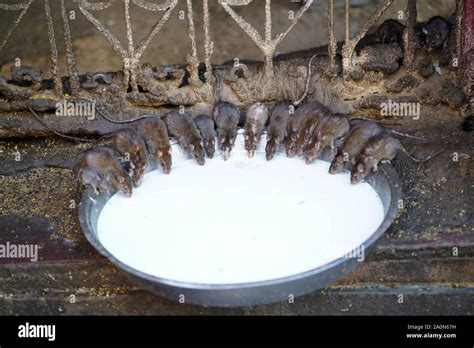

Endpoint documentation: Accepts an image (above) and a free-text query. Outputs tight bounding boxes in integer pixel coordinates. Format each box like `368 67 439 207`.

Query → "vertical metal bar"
327 0 336 73
44 0 63 96
60 0 80 94
462 0 474 100
403 0 417 69
203 0 213 80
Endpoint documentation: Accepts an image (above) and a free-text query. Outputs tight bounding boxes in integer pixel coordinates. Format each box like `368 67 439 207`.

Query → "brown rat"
295 102 331 156
286 101 330 157
329 121 384 174
351 133 444 184
305 113 350 164
265 101 292 161
244 102 269 158
194 114 216 159
213 102 240 161
165 111 205 166
77 167 107 198
135 118 172 174
29 105 149 180
99 129 148 187
376 19 405 44
78 146 133 197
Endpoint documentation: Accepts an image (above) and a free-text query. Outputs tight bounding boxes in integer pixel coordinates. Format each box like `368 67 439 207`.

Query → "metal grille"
2 1 465 94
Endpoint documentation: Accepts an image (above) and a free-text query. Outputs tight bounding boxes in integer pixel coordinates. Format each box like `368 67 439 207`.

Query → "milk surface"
97 134 385 285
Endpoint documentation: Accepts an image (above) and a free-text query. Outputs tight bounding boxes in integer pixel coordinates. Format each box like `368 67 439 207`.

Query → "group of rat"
78 100 440 198
77 14 452 198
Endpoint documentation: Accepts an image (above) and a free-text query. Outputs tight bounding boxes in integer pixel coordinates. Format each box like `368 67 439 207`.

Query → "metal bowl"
79 133 402 307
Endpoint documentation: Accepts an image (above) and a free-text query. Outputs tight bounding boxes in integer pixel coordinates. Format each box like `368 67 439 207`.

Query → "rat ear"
357 163 365 172
422 27 428 35
189 144 195 151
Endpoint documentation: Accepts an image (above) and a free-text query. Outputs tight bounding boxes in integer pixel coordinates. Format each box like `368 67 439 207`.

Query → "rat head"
350 156 376 184
265 136 277 161
285 129 298 157
113 173 133 197
157 146 172 174
218 133 235 161
189 140 205 166
296 130 311 156
305 134 330 164
423 20 449 52
132 162 146 187
329 154 345 174
79 167 109 196
204 136 216 159
244 131 259 158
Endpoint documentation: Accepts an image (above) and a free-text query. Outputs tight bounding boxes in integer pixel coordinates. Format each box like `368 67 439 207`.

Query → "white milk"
97 134 385 285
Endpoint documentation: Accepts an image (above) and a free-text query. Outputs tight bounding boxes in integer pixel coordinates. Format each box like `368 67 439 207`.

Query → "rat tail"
389 129 459 142
401 147 445 163
349 117 403 126
293 54 318 107
28 106 95 143
76 97 157 124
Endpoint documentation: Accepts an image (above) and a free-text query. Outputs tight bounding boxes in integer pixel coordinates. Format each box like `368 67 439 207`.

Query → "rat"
76 166 108 199
265 101 293 161
244 102 269 158
351 133 444 184
421 16 450 52
376 19 405 44
99 129 148 187
28 106 150 183
305 113 350 164
274 53 319 157
213 102 240 161
135 118 172 174
329 121 384 174
286 101 330 157
194 114 216 159
349 117 448 142
165 111 205 165
295 102 331 156
78 146 133 197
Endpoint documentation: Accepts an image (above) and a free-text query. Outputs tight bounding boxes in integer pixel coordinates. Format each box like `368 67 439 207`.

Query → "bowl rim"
79 159 401 293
